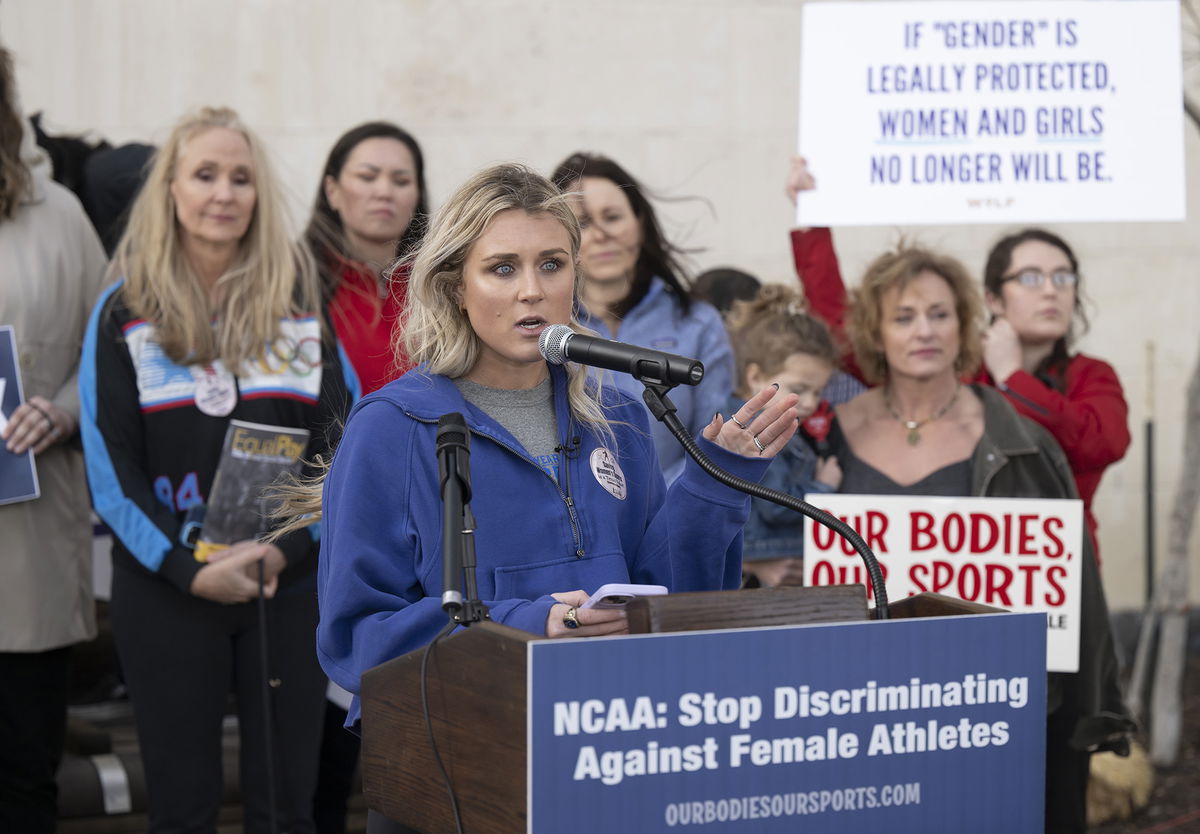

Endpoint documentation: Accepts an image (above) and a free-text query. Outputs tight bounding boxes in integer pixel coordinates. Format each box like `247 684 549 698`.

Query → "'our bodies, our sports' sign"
795 0 1184 225
803 494 1083 672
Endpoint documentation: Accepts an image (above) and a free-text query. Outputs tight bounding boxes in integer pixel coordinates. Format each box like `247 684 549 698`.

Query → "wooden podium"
359 586 1004 833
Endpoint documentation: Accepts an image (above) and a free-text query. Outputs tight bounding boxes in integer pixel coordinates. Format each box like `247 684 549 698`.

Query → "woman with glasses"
979 229 1128 556
786 158 1129 557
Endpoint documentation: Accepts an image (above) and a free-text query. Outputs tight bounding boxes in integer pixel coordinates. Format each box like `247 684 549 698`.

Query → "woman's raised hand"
982 316 1023 385
706 384 800 459
785 155 817 206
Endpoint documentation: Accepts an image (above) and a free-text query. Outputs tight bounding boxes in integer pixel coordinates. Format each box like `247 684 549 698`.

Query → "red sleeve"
996 356 1131 472
790 227 864 382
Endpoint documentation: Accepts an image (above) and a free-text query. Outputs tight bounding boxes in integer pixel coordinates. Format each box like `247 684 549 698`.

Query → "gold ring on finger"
563 607 580 629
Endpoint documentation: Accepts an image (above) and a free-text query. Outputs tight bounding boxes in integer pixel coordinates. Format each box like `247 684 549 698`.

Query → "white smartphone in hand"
580 583 668 609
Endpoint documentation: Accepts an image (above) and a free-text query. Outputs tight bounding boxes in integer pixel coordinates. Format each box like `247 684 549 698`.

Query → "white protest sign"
803 494 1084 672
796 0 1184 226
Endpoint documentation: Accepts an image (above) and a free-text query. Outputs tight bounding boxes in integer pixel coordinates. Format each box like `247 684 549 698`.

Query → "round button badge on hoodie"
590 448 627 500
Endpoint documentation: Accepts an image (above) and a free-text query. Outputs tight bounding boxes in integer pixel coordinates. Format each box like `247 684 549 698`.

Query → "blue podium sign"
528 613 1045 833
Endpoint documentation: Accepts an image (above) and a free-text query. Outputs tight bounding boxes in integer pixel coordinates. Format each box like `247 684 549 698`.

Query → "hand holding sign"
785 155 817 207
2 395 71 456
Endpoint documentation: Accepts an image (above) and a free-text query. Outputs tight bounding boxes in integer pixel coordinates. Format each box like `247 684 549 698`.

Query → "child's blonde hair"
726 285 836 397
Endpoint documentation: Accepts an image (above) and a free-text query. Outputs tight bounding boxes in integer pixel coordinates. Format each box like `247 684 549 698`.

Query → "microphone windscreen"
538 324 573 365
436 412 469 450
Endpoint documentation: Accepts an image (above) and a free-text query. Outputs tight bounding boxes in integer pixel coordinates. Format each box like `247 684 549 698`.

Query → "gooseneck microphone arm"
640 382 891 620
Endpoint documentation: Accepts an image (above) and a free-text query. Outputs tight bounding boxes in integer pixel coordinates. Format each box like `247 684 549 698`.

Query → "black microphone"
538 324 704 386
437 413 471 615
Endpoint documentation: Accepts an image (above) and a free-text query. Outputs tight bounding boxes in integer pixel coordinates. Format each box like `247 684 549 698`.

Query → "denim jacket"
580 278 734 482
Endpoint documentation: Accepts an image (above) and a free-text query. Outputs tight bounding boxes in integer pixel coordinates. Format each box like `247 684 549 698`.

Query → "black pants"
1044 707 1091 834
313 701 360 834
0 646 70 834
111 565 326 834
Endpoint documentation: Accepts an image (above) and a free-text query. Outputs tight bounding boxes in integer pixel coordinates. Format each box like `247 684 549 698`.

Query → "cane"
1144 340 1156 607
257 505 280 834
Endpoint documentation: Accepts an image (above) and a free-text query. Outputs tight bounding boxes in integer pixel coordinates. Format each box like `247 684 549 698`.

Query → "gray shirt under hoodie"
454 376 560 479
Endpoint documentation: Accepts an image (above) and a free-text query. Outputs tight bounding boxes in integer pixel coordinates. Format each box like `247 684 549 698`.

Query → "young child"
724 286 842 587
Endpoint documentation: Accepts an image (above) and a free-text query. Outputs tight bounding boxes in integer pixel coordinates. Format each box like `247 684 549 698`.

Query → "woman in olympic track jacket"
80 107 354 834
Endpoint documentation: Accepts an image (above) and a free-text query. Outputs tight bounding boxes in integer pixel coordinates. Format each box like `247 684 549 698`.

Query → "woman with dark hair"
551 152 735 480
830 244 1131 834
980 228 1128 555
691 266 761 316
786 157 1128 556
304 122 428 393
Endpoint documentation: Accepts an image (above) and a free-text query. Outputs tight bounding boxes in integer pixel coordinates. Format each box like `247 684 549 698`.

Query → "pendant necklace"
884 384 961 446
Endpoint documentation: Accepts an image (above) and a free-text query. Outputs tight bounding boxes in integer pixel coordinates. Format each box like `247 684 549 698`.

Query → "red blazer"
790 227 1131 553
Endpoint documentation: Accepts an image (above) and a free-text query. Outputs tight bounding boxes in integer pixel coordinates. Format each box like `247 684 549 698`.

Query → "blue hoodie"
317 365 769 727
579 278 734 482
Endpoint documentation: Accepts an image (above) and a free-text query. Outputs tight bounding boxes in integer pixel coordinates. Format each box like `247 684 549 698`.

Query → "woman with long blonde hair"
310 163 798 830
80 106 353 833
